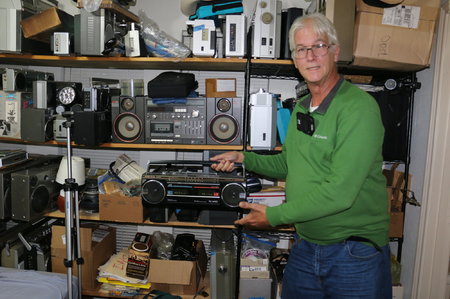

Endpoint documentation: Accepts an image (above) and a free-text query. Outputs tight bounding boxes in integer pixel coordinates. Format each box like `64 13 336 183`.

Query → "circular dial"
57 86 76 105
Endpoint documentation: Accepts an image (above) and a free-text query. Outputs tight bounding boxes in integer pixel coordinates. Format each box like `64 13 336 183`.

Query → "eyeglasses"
293 43 331 59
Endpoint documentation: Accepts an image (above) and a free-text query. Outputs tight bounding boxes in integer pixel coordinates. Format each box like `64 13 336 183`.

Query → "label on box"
382 5 420 29
216 79 235 92
241 265 268 272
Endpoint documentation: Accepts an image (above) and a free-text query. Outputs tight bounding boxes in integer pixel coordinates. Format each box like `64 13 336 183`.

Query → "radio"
187 19 216 57
145 97 206 145
225 14 246 58
141 161 247 209
252 0 282 59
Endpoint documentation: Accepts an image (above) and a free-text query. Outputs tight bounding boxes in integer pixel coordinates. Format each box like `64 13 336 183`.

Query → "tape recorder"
145 97 207 145
1 68 54 92
141 161 248 209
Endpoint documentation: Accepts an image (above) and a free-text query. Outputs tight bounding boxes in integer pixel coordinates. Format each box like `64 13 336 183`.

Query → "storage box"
20 7 74 43
392 285 404 299
206 78 237 98
239 278 274 299
390 212 404 238
149 240 207 295
51 224 116 290
240 258 270 279
99 193 148 223
353 0 440 71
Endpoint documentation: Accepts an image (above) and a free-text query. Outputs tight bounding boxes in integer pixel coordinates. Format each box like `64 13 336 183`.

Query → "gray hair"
289 13 340 53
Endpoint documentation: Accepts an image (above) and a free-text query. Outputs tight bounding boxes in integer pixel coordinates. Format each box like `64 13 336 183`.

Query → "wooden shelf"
0 137 243 151
0 53 291 72
45 210 236 229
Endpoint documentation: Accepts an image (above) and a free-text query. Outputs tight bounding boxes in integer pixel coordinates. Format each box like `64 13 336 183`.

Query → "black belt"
346 236 382 252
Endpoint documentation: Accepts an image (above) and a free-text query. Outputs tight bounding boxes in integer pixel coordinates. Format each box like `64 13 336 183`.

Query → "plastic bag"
151 231 175 260
241 232 277 260
81 0 102 13
138 10 191 59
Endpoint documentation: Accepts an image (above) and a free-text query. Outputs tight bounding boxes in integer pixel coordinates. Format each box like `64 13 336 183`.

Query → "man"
211 13 392 299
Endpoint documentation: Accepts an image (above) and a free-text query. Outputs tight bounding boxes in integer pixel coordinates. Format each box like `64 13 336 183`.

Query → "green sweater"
243 78 390 246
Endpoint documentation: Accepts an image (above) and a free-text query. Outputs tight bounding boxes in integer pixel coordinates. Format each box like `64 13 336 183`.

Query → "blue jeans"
281 238 392 299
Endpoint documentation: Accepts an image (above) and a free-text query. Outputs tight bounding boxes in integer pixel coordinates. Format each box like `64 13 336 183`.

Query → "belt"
346 236 382 252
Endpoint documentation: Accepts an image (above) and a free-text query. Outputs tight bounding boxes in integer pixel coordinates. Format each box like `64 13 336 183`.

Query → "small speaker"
280 7 303 59
73 111 111 146
21 108 54 143
111 96 146 143
141 179 166 205
221 183 246 208
206 97 243 145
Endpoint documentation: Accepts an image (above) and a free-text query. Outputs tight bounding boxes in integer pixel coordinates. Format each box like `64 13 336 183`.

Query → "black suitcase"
147 72 198 98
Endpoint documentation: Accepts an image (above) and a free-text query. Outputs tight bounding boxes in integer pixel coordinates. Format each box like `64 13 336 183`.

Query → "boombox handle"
146 160 245 175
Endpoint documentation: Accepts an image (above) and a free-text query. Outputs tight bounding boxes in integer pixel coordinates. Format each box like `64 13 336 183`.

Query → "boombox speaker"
111 96 146 143
73 111 111 146
206 97 243 145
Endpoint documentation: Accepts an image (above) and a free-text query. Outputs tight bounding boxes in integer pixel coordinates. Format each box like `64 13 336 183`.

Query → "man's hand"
210 151 244 172
235 202 272 229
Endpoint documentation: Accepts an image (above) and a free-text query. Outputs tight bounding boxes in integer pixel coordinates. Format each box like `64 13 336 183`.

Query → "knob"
192 110 200 118
218 265 227 274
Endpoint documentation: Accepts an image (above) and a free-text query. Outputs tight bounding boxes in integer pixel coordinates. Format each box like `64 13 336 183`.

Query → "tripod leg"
74 190 83 297
64 189 74 299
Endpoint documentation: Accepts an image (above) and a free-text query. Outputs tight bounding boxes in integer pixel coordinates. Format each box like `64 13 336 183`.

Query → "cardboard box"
20 7 74 43
390 212 404 238
99 193 148 223
392 285 404 299
239 278 274 299
149 240 207 295
353 0 439 71
206 78 237 98
51 224 116 290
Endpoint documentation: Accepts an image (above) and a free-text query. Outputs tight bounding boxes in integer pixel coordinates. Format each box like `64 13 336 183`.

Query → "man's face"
292 24 340 86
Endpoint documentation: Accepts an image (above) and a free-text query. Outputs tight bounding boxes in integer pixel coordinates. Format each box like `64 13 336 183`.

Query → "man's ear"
333 45 340 62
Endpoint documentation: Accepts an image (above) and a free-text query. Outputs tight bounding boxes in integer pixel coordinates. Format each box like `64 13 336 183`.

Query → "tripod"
61 111 83 299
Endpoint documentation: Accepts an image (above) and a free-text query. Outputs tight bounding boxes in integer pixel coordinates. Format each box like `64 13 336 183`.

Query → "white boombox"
249 89 277 150
225 14 246 58
252 0 282 59
187 19 216 57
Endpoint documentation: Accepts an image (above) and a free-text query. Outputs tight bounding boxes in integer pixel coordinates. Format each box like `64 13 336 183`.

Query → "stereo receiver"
145 97 207 145
141 160 247 209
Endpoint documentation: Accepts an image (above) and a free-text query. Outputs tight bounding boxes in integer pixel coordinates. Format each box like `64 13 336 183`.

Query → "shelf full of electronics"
0 0 435 298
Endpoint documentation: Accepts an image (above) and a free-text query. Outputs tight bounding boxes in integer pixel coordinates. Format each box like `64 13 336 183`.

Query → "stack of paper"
97 248 151 289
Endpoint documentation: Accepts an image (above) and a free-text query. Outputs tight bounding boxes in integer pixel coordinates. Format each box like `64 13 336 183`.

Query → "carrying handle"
362 0 404 8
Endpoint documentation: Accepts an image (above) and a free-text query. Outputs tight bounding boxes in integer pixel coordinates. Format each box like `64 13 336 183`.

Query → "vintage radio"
141 161 247 209
2 68 54 92
145 97 207 145
252 0 282 59
0 154 61 220
11 159 61 222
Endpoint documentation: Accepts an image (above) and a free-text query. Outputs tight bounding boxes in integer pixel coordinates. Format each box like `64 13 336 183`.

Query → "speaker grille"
142 180 166 205
221 183 246 208
208 114 239 144
113 112 143 143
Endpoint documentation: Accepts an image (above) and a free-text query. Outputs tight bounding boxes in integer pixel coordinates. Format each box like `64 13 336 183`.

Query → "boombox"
207 97 243 145
111 95 146 143
11 158 61 222
141 160 247 209
0 154 61 220
2 68 54 92
145 97 207 145
0 91 33 139
187 19 216 57
252 0 282 59
82 87 120 112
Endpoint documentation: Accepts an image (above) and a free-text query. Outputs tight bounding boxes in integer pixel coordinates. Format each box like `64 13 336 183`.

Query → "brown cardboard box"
51 224 116 290
20 7 74 43
206 78 237 98
149 240 207 295
390 212 404 238
353 0 439 71
99 193 148 223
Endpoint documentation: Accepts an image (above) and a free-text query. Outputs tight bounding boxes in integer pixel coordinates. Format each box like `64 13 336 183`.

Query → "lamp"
56 156 86 213
56 156 86 186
